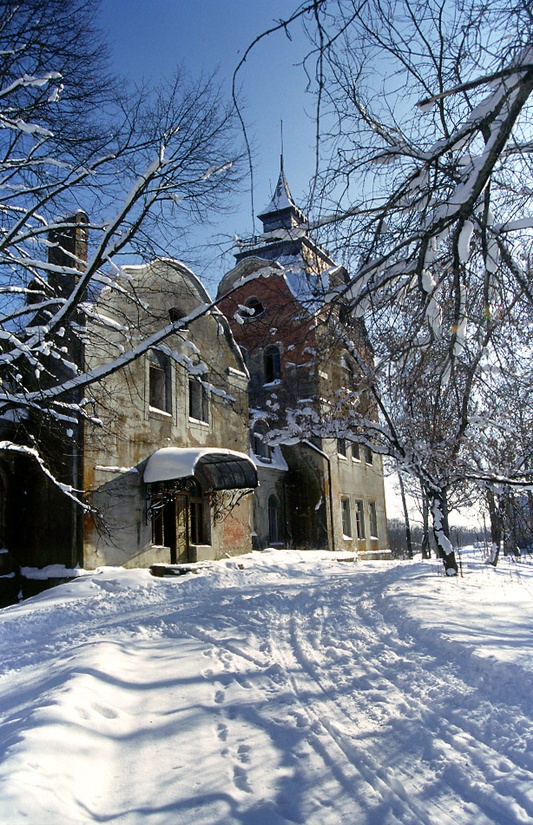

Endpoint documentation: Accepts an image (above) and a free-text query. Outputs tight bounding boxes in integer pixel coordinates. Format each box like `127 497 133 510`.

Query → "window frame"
264 344 282 384
369 501 378 539
149 351 172 414
189 377 209 423
252 422 272 463
355 499 366 539
341 497 352 538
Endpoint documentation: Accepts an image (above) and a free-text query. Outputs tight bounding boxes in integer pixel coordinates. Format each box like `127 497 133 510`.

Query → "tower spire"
258 154 307 232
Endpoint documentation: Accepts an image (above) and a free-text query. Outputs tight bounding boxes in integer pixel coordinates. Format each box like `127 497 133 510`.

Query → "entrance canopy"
143 447 257 491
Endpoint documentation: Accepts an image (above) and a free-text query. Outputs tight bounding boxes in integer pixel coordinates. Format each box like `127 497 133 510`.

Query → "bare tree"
0 0 242 498
238 0 533 574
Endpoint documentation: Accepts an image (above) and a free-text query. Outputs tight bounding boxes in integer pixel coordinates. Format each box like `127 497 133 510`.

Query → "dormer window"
264 345 281 384
169 307 188 329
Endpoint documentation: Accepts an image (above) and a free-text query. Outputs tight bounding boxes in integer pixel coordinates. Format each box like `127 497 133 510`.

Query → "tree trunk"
421 493 431 559
429 488 458 576
398 473 413 558
487 489 503 567
504 494 520 557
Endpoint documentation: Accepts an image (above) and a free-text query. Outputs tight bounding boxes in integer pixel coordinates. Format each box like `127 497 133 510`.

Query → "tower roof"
258 157 307 231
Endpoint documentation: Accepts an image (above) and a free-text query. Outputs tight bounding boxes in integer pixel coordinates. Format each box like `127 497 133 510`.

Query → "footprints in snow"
204 644 257 795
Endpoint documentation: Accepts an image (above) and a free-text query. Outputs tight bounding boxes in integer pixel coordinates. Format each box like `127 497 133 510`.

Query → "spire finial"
280 119 284 175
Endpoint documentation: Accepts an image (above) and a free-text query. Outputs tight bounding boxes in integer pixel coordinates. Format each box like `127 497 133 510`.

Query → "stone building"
0 232 257 593
217 162 390 556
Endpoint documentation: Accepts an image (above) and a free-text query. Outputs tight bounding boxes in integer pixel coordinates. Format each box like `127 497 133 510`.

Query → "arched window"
169 307 188 329
252 422 271 462
244 296 264 318
264 345 281 384
268 495 280 544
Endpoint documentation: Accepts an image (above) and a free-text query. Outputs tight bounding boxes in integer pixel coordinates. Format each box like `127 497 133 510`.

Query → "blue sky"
97 1 318 285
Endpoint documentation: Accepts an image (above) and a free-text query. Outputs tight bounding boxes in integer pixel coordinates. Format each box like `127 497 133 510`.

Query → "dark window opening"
149 353 172 413
355 500 365 539
169 307 188 328
365 446 373 465
264 345 281 384
151 504 164 545
244 296 265 318
268 495 280 544
189 378 208 422
252 423 272 462
337 438 347 458
369 501 378 538
341 498 352 538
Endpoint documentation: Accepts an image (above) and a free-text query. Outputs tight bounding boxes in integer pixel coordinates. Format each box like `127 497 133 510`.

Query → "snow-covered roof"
143 447 257 490
259 168 296 216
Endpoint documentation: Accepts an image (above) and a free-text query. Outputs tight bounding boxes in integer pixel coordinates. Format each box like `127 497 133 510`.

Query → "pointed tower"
234 158 335 276
257 156 307 233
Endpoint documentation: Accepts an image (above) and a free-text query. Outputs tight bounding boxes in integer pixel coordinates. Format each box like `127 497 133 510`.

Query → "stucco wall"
82 259 253 568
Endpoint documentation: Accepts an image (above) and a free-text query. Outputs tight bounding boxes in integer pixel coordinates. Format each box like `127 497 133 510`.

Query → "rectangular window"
189 499 204 544
355 500 366 539
341 498 352 538
352 442 360 461
189 378 208 422
149 361 171 413
337 438 347 458
151 505 164 545
369 501 378 538
365 446 373 465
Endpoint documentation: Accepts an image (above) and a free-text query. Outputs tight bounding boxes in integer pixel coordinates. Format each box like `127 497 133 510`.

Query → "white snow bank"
0 547 532 824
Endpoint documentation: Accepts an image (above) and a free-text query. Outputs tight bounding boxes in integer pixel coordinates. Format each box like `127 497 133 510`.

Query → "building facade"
217 163 390 556
0 247 257 595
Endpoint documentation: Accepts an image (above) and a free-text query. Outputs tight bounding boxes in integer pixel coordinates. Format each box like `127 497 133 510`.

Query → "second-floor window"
337 438 347 458
264 345 281 384
149 352 172 414
189 377 208 422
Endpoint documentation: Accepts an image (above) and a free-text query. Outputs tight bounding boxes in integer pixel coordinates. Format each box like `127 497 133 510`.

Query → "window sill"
188 417 209 427
149 406 172 418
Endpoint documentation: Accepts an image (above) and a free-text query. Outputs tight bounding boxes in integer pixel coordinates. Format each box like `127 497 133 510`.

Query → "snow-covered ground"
0 547 532 824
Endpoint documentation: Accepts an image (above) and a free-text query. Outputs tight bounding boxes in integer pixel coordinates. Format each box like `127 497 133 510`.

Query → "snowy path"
0 552 532 823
